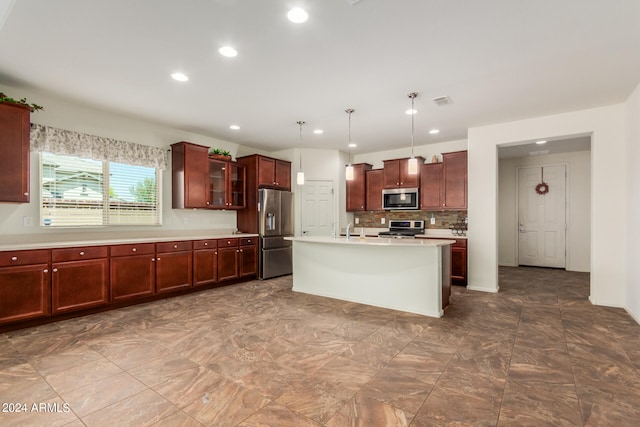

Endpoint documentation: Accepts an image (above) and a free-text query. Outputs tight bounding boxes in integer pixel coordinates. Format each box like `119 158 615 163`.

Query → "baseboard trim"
467 285 500 293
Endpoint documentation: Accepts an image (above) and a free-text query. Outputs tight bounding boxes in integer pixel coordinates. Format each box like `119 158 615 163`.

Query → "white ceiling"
1 0 639 154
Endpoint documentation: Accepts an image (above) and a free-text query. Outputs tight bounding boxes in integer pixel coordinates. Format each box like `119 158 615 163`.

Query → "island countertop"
285 235 455 247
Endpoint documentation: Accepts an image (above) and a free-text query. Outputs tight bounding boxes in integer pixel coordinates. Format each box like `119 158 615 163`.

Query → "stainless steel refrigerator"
258 188 294 279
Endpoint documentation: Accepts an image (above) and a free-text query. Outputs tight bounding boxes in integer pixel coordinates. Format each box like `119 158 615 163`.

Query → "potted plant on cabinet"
0 92 44 112
209 148 232 161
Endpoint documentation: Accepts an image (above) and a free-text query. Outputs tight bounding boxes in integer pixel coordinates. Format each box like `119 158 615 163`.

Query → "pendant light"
407 92 419 175
345 108 355 181
296 121 305 185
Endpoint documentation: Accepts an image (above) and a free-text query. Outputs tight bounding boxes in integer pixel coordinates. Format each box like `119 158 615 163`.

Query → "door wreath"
535 167 549 195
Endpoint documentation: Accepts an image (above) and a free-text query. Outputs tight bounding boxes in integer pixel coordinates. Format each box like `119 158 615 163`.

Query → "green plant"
0 92 44 112
209 148 231 157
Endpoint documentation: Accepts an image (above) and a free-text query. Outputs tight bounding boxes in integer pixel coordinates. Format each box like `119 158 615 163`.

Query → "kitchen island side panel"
291 239 445 317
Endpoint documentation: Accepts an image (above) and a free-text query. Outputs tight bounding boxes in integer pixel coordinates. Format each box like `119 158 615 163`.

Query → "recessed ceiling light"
229 125 240 130
536 140 547 145
405 109 417 115
429 129 440 134
219 46 238 57
287 7 309 23
171 72 189 82
348 143 357 148
313 129 323 134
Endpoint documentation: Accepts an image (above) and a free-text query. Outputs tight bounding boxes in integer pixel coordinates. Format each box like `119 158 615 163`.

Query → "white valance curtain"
30 124 168 170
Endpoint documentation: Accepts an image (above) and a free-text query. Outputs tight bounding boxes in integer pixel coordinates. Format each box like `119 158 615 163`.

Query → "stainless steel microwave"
382 188 419 210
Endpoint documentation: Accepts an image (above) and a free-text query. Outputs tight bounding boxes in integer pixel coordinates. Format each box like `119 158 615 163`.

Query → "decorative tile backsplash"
354 210 468 229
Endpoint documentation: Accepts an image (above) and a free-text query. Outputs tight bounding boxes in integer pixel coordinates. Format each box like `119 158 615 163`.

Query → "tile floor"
1 267 639 426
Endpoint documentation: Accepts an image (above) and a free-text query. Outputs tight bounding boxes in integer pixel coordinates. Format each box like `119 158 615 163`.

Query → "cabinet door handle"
132 248 137 252
24 192 29 196
79 251 85 256
11 256 17 261
247 239 251 243
237 250 240 253
240 249 243 252
173 244 178 249
152 258 156 262
156 257 161 260
53 268 58 273
215 252 217 255
204 242 208 246
43 269 49 273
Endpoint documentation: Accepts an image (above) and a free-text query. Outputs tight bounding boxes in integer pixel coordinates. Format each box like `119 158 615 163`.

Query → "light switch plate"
355 217 359 224
381 218 386 224
430 217 436 225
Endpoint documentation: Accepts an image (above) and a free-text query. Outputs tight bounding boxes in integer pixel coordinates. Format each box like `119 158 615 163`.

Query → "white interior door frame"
299 179 335 237
516 163 569 269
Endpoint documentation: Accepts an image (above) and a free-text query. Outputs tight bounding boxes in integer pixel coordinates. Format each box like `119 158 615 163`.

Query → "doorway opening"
498 136 591 273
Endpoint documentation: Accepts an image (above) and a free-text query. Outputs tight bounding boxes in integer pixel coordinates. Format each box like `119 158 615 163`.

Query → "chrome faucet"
346 223 352 239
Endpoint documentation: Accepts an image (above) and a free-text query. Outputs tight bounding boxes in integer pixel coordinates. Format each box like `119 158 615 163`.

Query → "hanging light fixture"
345 108 355 181
407 92 419 175
296 121 306 185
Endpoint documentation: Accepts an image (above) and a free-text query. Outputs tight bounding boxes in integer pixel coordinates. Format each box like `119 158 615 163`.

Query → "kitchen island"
285 236 455 317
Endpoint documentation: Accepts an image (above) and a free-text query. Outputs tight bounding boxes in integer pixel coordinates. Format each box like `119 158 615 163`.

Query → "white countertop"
285 235 455 247
0 230 259 251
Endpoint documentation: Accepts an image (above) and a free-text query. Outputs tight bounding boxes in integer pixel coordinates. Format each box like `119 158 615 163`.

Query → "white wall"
498 151 591 271
626 82 640 322
469 104 627 306
353 139 468 169
0 83 264 236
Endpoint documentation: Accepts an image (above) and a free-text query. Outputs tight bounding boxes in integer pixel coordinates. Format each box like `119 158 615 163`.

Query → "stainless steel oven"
382 188 419 210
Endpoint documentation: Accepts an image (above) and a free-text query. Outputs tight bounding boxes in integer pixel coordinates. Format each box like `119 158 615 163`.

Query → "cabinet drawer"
52 246 108 262
239 237 256 246
156 241 192 253
0 249 50 267
218 238 239 247
110 243 155 257
193 240 217 250
453 239 467 248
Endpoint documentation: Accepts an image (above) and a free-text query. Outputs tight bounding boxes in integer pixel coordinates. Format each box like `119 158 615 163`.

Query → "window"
40 152 161 227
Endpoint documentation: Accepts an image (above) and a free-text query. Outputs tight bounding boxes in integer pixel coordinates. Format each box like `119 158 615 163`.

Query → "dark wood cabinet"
209 159 246 210
346 163 372 212
451 239 467 285
442 151 467 210
0 102 31 203
217 238 239 281
383 157 424 189
51 246 108 314
420 163 443 210
156 241 193 293
0 249 50 325
110 243 156 301
254 155 291 190
365 169 384 211
193 239 218 286
171 141 209 209
239 237 257 277
237 154 292 233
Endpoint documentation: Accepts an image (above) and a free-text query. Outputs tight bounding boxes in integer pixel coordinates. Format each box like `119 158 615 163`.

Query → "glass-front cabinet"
208 159 245 209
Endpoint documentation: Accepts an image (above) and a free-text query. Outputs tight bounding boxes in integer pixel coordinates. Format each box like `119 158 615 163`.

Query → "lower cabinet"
156 241 193 293
193 240 218 286
451 239 467 285
239 237 257 277
0 249 51 325
51 246 109 314
217 238 239 281
110 243 156 301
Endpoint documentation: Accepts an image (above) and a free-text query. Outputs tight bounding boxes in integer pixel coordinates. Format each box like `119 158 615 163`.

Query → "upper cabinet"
383 157 425 189
238 154 291 191
171 141 245 210
420 151 467 210
208 159 246 209
442 151 467 210
171 142 209 209
346 163 372 212
0 102 31 203
365 169 384 211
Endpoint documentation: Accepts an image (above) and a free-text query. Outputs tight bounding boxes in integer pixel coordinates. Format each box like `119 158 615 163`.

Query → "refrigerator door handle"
267 213 276 231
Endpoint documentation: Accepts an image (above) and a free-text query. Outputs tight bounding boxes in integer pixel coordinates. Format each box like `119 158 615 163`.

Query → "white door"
301 180 334 236
518 165 566 268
